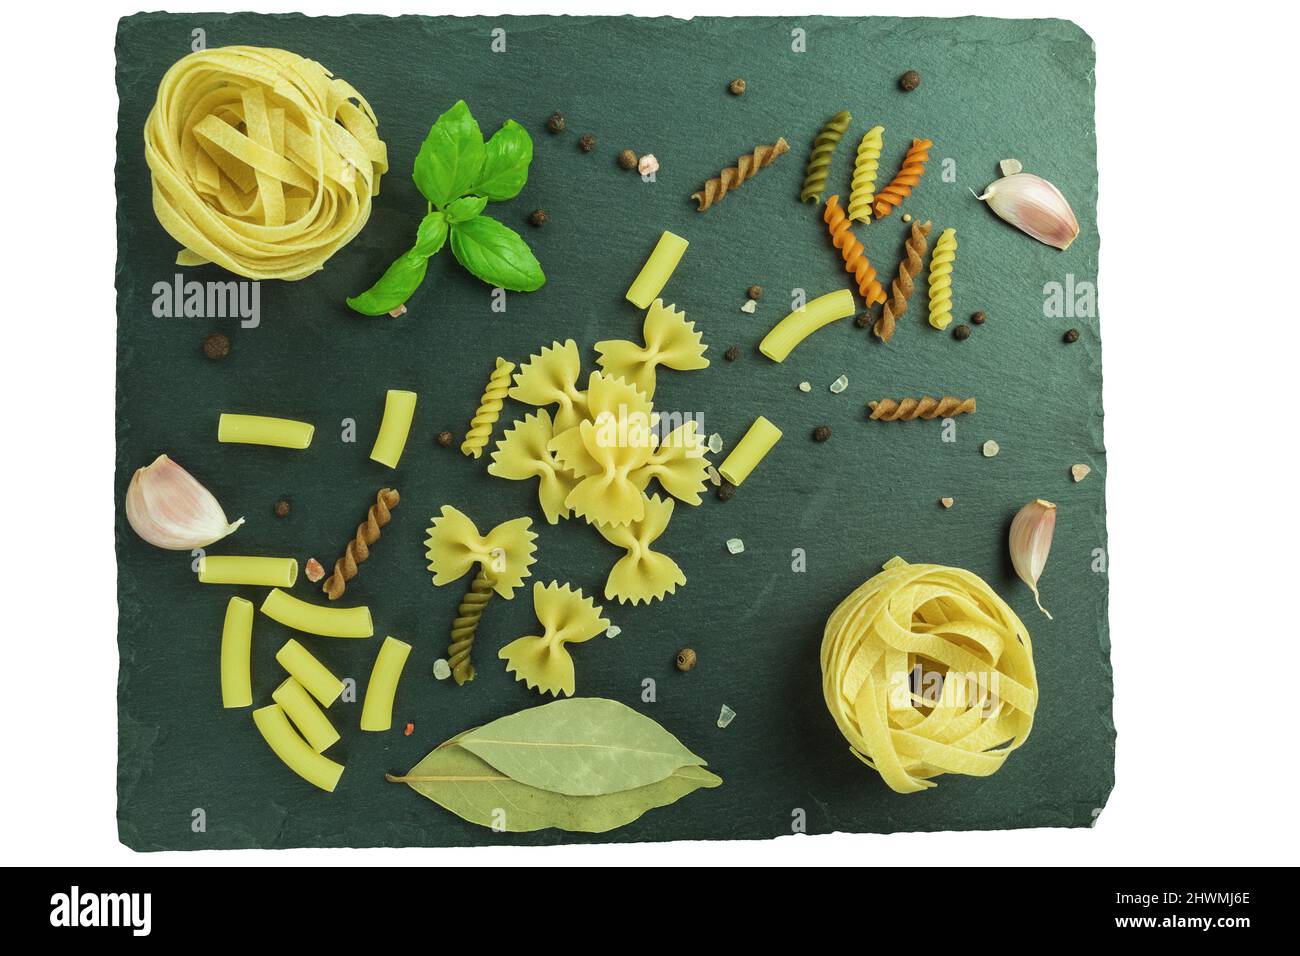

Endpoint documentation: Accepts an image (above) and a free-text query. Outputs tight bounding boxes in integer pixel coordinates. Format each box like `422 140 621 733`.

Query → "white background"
2 0 1296 866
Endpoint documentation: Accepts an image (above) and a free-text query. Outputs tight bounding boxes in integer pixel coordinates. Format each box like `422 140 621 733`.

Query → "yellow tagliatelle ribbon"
144 46 388 280
821 557 1038 794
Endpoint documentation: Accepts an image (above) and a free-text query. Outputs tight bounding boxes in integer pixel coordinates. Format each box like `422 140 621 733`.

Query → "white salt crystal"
798 381 812 393
708 432 723 454
717 705 737 729
707 465 721 486
605 625 622 639
829 374 848 394
1000 157 1023 176
740 299 757 314
982 439 1000 458
726 537 745 555
432 659 452 680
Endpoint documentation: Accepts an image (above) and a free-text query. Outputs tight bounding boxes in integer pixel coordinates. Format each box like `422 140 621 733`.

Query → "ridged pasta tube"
462 357 515 459
874 220 932 343
873 138 932 219
823 196 886 307
847 126 884 223
867 396 976 420
800 111 852 204
928 228 957 330
691 138 789 211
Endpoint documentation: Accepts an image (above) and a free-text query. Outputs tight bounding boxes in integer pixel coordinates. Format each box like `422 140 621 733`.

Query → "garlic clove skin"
975 173 1080 251
1009 498 1057 619
125 454 244 550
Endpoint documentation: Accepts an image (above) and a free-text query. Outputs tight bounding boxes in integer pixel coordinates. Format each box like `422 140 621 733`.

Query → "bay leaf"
390 744 721 833
456 698 707 796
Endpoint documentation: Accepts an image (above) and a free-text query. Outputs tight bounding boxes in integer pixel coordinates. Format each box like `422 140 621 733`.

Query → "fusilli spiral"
847 125 884 223
800 111 852 204
867 396 976 420
449 569 494 685
462 357 515 458
691 138 789 211
823 196 886 307
874 220 932 342
322 488 399 600
873 138 932 219
928 227 957 330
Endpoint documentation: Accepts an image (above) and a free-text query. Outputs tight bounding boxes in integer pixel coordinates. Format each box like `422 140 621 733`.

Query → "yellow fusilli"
928 227 957 330
461 357 514 459
847 125 884 223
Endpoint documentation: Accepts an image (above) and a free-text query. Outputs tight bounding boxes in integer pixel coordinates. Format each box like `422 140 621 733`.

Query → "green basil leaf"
346 249 429 316
475 119 533 201
412 100 485 208
413 210 449 256
443 195 489 224
449 215 545 292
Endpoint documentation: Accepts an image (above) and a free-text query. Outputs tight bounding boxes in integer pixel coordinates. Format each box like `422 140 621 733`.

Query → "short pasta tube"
260 588 373 638
218 414 315 449
275 639 344 706
719 417 782 486
252 704 344 793
272 677 340 753
360 636 412 731
626 231 688 309
369 389 418 468
759 289 856 362
220 596 254 708
199 555 298 587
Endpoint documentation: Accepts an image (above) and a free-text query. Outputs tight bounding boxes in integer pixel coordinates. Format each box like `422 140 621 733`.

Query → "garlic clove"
1009 498 1057 619
125 454 244 550
975 173 1080 251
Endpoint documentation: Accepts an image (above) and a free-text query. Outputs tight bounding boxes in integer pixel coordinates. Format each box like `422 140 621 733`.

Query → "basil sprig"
347 100 544 316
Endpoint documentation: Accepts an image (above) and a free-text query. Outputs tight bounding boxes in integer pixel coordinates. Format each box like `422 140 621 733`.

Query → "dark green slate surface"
115 12 1112 850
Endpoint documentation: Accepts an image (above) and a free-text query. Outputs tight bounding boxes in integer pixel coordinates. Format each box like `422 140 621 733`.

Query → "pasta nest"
144 45 388 280
821 557 1038 794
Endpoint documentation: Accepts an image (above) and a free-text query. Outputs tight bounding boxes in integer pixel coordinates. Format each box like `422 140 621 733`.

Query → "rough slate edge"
115 12 1113 850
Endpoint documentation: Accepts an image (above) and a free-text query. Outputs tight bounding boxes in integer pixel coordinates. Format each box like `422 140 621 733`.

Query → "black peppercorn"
854 312 872 329
618 149 638 170
724 345 740 361
578 133 596 153
1064 328 1080 343
747 284 763 300
676 648 698 671
971 310 987 325
953 324 972 341
812 425 832 442
274 499 291 518
436 430 454 447
717 482 736 502
899 70 921 92
202 332 230 360
546 111 565 133
528 209 548 228
729 78 747 95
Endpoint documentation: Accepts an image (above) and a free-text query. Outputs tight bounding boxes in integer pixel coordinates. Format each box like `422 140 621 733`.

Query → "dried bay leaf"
390 744 721 833
456 698 707 796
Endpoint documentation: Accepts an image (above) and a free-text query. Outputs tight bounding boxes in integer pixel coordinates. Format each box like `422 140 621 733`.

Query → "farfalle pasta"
595 494 686 604
423 506 537 599
424 506 539 685
488 410 579 524
498 582 610 697
508 339 589 432
594 300 709 399
630 419 709 506
552 373 655 526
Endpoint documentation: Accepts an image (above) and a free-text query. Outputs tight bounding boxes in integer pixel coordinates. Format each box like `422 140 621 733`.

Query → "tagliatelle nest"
144 45 388 280
820 557 1038 793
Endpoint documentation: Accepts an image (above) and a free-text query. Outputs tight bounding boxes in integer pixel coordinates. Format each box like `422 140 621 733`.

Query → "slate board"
115 12 1113 850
